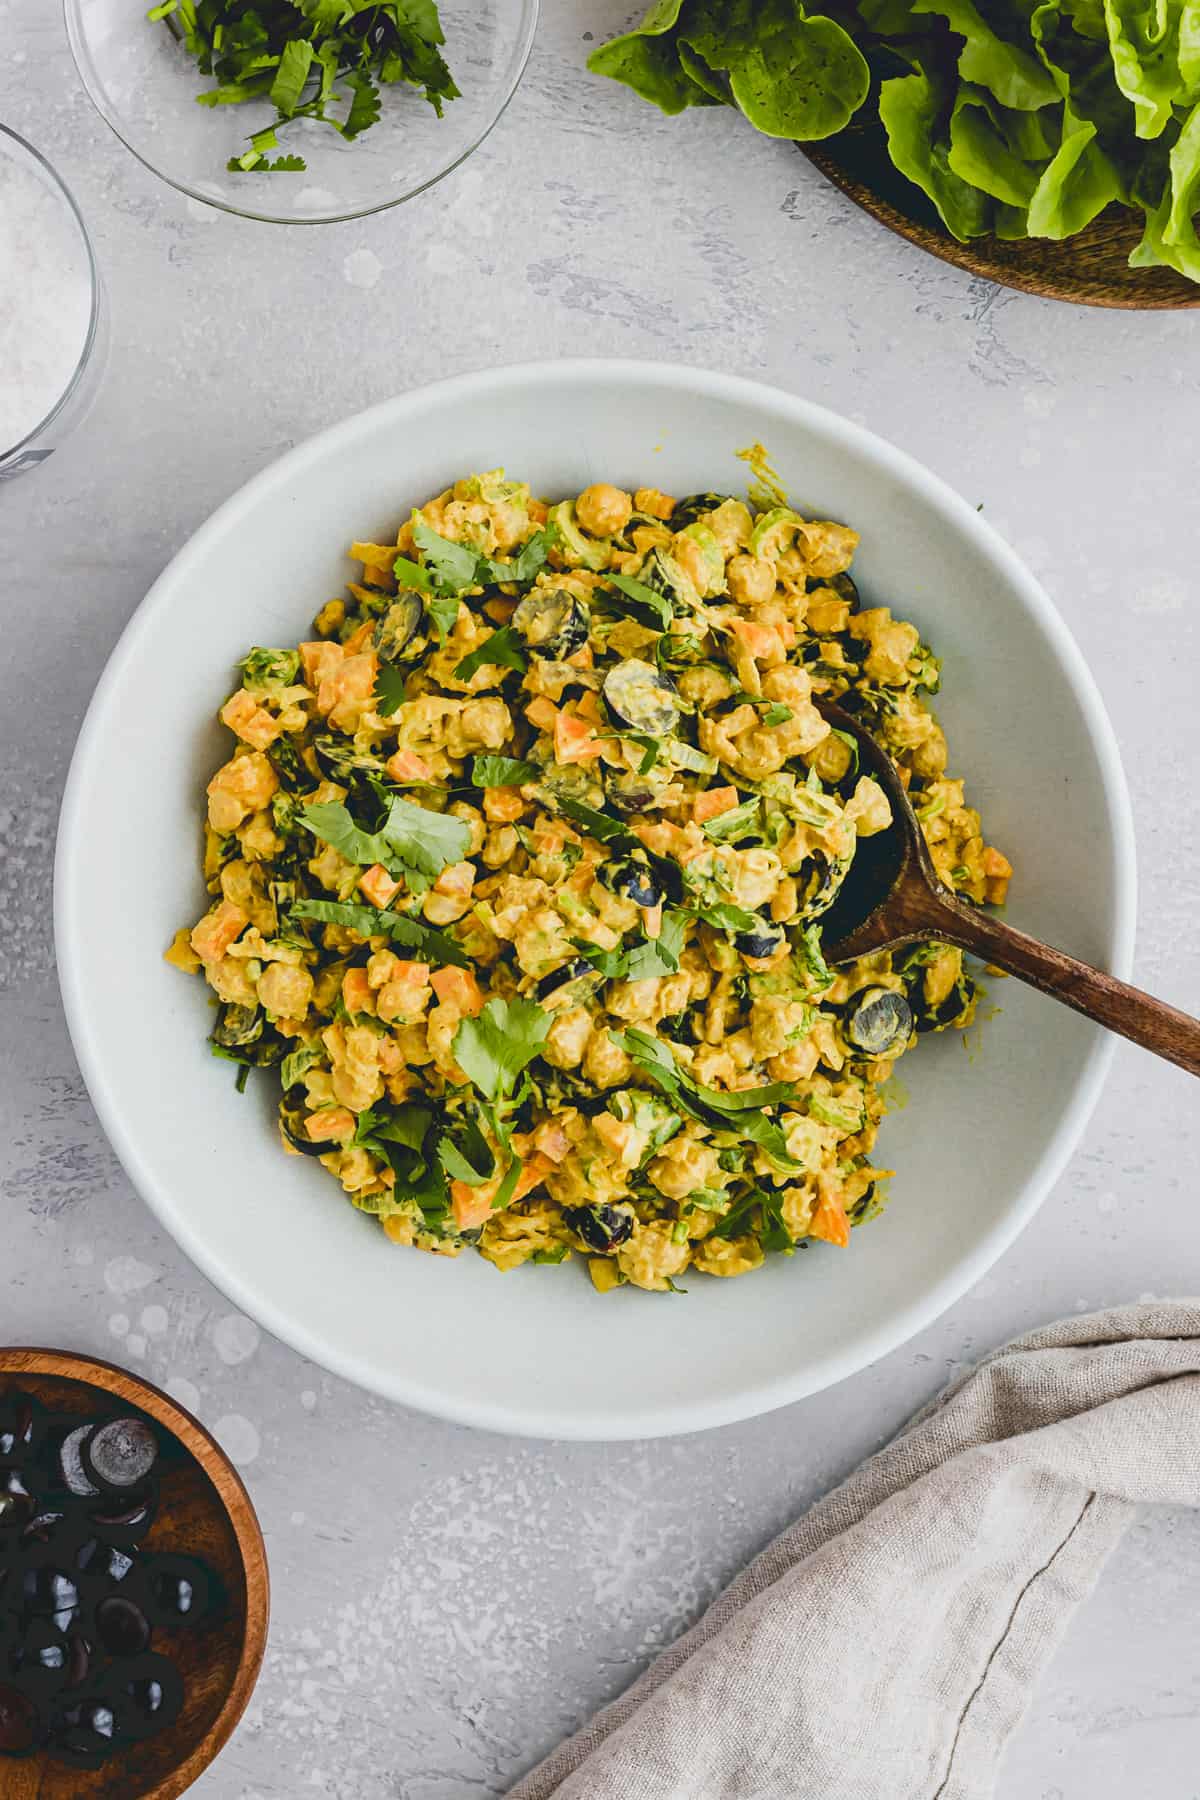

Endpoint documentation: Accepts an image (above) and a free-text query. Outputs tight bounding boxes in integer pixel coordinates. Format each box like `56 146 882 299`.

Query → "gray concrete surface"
3 2 1199 1793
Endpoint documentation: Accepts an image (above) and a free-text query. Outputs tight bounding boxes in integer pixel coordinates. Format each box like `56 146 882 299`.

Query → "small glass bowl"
64 0 539 226
0 127 104 484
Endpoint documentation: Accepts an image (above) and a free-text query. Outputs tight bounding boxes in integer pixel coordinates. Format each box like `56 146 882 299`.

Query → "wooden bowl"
0 1349 268 1799
803 133 1200 310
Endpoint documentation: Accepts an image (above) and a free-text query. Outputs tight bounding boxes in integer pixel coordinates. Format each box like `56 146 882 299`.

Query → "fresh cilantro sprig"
451 997 553 1210
574 909 687 983
611 1026 804 1171
300 796 470 895
409 521 553 598
149 0 461 175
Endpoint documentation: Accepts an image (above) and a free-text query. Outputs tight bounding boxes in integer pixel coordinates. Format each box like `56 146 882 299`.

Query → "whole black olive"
117 1654 184 1741
144 1556 213 1627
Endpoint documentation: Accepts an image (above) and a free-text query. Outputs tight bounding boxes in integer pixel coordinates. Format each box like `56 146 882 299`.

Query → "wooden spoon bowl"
802 133 1200 310
0 1349 268 1799
818 700 1200 1076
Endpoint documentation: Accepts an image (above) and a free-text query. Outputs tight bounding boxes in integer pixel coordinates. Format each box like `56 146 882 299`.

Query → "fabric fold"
511 1302 1200 1800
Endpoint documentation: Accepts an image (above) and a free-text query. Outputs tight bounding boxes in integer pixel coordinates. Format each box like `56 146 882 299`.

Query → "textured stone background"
3 1 1200 1794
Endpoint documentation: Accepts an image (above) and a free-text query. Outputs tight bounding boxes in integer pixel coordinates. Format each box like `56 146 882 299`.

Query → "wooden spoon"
815 700 1200 1077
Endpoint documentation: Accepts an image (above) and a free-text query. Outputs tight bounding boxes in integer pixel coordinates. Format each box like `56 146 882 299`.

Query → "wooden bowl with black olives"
0 1348 268 1798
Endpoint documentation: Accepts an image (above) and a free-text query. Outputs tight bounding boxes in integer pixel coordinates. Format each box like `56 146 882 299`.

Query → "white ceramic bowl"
55 361 1135 1440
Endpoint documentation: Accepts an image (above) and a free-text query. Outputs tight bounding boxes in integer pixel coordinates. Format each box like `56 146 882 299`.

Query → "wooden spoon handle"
921 891 1200 1078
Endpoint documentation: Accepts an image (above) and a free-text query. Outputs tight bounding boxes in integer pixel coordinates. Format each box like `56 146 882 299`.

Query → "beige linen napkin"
511 1302 1200 1800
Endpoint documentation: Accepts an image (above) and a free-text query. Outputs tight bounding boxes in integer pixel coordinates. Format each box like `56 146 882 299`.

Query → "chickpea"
576 484 632 538
726 553 776 607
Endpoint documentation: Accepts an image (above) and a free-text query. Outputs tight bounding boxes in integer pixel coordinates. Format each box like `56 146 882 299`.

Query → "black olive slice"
602 660 679 736
733 916 787 960
669 492 735 528
601 855 663 911
144 1555 213 1627
116 1653 184 1741
374 592 428 664
58 1425 100 1499
845 987 913 1057
561 1203 635 1252
89 1490 157 1549
535 958 596 1001
512 587 589 659
281 1116 335 1158
82 1418 157 1495
210 1002 264 1050
605 771 659 815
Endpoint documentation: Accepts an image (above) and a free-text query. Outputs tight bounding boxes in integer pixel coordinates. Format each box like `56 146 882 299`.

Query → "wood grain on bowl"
803 135 1200 311
0 1349 268 1800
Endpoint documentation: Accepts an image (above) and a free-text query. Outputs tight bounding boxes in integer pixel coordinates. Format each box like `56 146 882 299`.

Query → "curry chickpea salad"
167 470 1012 1293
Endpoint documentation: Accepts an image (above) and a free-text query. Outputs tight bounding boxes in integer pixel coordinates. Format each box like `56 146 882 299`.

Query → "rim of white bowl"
62 0 540 227
55 359 1137 1440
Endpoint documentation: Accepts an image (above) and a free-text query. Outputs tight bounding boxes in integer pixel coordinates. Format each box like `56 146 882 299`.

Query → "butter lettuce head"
588 0 1200 283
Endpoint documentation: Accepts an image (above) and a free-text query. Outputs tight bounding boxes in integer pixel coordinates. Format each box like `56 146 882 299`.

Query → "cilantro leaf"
437 1111 496 1186
611 1027 803 1170
426 592 461 642
340 68 381 139
380 796 471 889
289 899 468 967
481 528 553 587
392 553 433 594
555 798 635 846
626 909 687 978
685 897 762 934
453 625 527 682
607 571 673 629
453 997 552 1103
374 665 407 717
412 519 480 593
300 801 395 869
764 703 793 727
269 38 315 115
471 755 538 788
300 797 469 894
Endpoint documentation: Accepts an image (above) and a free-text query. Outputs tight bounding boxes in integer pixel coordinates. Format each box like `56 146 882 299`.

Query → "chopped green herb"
454 625 527 682
471 755 539 788
154 0 460 175
290 899 468 968
453 997 552 1104
374 665 407 718
412 519 480 594
606 571 673 629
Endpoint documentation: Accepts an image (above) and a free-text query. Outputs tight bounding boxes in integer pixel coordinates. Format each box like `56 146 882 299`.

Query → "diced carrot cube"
342 967 373 1014
693 785 739 824
451 1183 494 1232
728 616 783 660
511 1152 553 1203
300 640 342 687
190 900 247 965
359 864 401 909
525 696 559 732
810 1191 851 1248
576 690 603 725
429 966 484 1013
386 748 432 782
982 846 1013 879
483 787 525 823
554 712 603 764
